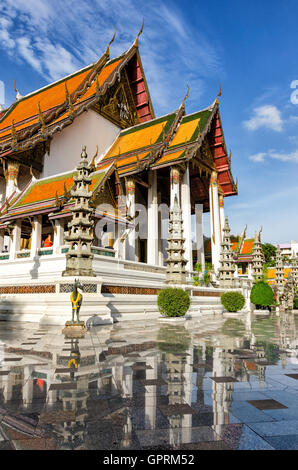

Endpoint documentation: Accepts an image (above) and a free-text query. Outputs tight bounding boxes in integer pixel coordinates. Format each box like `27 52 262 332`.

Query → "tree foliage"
262 243 276 264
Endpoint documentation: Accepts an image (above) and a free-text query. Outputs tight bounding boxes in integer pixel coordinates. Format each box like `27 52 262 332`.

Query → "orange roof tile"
241 240 254 255
169 117 200 148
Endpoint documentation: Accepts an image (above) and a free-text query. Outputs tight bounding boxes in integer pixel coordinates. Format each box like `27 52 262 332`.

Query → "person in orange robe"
44 234 52 247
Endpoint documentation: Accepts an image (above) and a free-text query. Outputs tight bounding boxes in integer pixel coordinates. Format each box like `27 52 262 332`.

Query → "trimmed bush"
294 298 298 309
220 291 245 312
157 287 191 317
250 281 274 308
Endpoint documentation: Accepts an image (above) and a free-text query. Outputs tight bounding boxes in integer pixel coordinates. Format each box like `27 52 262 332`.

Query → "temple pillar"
53 218 65 254
125 177 137 261
157 192 164 266
9 219 21 260
0 229 4 252
195 203 205 271
209 171 221 274
219 194 225 241
5 161 20 199
147 170 159 265
30 215 42 257
181 164 193 273
170 165 181 208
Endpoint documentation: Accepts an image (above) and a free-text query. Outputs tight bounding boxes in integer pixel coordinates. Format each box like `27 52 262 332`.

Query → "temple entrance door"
139 239 147 264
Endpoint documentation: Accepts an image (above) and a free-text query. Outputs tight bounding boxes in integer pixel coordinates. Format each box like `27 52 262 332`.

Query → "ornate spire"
218 216 236 288
165 194 187 285
133 18 144 48
252 230 264 281
62 146 95 277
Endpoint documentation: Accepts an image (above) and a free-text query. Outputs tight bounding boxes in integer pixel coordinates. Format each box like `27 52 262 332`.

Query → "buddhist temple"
0 27 238 323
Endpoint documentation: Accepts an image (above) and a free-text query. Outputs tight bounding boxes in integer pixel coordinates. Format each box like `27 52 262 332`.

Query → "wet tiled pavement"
0 311 297 450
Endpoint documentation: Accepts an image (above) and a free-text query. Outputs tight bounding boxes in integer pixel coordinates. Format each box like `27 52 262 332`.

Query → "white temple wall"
42 111 120 178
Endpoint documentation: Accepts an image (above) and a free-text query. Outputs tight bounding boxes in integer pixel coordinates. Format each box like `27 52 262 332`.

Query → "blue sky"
0 0 298 244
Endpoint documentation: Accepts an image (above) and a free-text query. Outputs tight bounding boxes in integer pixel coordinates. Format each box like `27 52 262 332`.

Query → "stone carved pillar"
30 215 42 257
9 219 21 260
147 170 159 265
5 161 20 199
125 177 137 261
209 171 221 274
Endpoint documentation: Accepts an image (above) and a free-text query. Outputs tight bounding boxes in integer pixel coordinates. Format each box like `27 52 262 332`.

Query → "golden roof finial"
38 101 46 133
14 79 22 101
215 83 222 104
181 84 190 109
105 28 117 56
134 18 144 47
258 226 263 242
90 145 98 169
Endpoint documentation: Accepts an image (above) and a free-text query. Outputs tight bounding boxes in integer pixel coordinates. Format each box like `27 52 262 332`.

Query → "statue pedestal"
62 321 87 338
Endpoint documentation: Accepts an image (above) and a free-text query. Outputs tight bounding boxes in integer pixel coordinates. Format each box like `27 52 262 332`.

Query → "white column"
170 166 181 208
219 194 225 241
195 203 205 271
209 171 221 274
5 161 20 199
9 219 21 260
181 164 193 273
0 229 4 252
30 215 42 257
147 170 159 265
145 355 157 429
125 177 137 261
23 365 33 407
53 218 64 254
114 223 126 260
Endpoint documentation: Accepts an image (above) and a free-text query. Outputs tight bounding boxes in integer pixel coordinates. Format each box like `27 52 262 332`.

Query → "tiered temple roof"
0 163 124 225
0 28 238 224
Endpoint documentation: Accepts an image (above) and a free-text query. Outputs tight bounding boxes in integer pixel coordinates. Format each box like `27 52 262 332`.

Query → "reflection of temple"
0 319 287 449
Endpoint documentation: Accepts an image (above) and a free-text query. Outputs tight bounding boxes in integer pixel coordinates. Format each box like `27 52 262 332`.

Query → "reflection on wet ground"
0 311 298 450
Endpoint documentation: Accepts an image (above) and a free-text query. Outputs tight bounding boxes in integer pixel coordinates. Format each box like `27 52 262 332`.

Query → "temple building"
0 28 238 323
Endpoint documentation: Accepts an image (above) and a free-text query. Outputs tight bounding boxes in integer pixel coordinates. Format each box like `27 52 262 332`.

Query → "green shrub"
203 272 211 286
250 281 274 308
220 291 245 312
193 275 199 286
294 298 298 309
157 288 191 317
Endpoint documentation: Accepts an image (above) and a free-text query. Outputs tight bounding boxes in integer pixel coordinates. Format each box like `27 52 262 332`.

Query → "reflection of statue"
280 275 295 310
70 279 83 323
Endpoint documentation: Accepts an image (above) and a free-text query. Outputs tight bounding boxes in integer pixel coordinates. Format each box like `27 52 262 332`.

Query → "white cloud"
0 0 223 113
249 149 298 163
243 105 283 132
